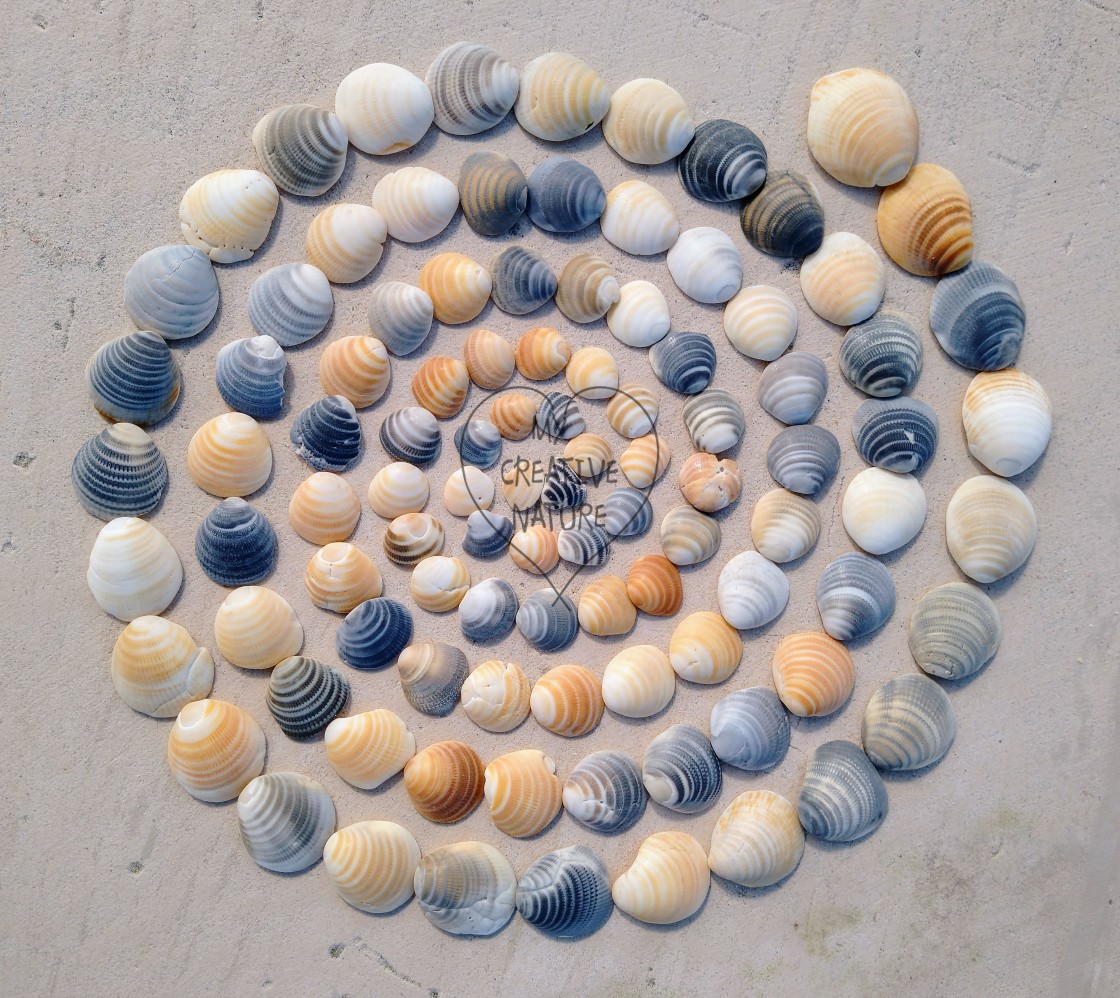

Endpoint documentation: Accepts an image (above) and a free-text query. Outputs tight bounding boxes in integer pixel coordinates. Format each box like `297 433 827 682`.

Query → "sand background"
2 0 1118 994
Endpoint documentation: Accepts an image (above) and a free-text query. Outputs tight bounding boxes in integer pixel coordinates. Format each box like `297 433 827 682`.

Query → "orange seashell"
877 163 973 277
509 524 559 575
530 663 604 737
403 740 485 823
566 346 619 400
418 252 492 324
514 326 571 380
771 631 855 717
324 709 415 790
490 394 539 440
577 575 637 636
619 433 670 489
461 660 532 733
304 542 383 613
668 610 742 684
463 328 516 390
563 433 613 479
411 355 469 418
410 555 470 612
318 335 391 408
288 471 361 545
484 749 563 838
214 585 303 670
167 699 266 802
678 453 742 513
625 554 683 616
186 412 272 498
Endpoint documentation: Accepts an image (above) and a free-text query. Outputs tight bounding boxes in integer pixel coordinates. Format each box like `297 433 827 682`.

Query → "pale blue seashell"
290 395 362 471
527 157 606 233
929 260 1025 371
71 422 168 520
765 425 840 496
602 487 652 538
379 406 441 464
797 740 887 842
816 552 896 641
678 119 767 202
758 351 827 424
839 311 923 398
516 589 578 652
454 419 502 468
562 750 646 833
195 497 278 587
861 674 956 772
488 246 557 315
557 521 610 567
516 845 613 939
852 398 938 474
336 597 413 670
266 656 350 738
709 687 790 770
642 724 722 814
86 330 180 426
459 577 518 643
123 245 218 340
649 332 716 395
367 281 434 356
462 509 514 558
716 550 789 629
215 335 286 419
414 842 517 937
237 772 336 873
247 263 333 347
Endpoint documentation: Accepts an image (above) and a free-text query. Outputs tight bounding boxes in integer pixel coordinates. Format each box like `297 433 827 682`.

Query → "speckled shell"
642 724 722 813
750 489 821 563
516 589 578 652
603 77 694 164
600 181 680 256
565 433 613 479
612 832 710 925
306 204 387 284
625 554 683 617
266 656 350 737
373 166 459 243
556 521 611 568
459 578 518 642
214 585 302 670
252 103 348 197
111 616 214 718
877 163 972 276
502 460 545 512
325 709 415 790
334 62 434 155
414 842 516 936
379 406 441 466
816 552 896 641
463 329 516 390
196 498 278 587
488 247 558 315
765 425 841 496
682 389 744 454
536 392 586 440
304 542 383 613
318 335 390 409
179 169 278 263
929 260 1026 371
290 395 362 473
335 597 414 670
909 582 1001 680
187 412 272 498
398 641 469 716
606 280 671 348
72 422 168 520
649 332 716 395
527 157 606 233
425 42 519 136
412 355 469 419
368 462 430 518
709 688 790 771
462 509 514 558
86 331 181 427
797 740 887 843
517 845 613 938
669 610 742 684
403 741 485 822
124 245 218 340
323 821 421 914
678 118 767 202
723 284 798 362
661 504 721 567
603 486 653 538
758 351 827 425
237 772 336 874
167 699 266 803
577 576 636 637
564 750 647 833
667 227 742 304
288 472 360 545
602 645 675 718
771 632 854 717
366 281 434 357
740 170 824 258
842 468 926 555
541 459 586 511
215 335 286 419
852 397 939 474
444 466 495 517
800 231 886 326
717 550 789 630
248 263 333 347
555 253 621 323
514 326 571 380
567 347 619 401
946 475 1037 582
461 660 532 732
962 369 1051 477
515 52 609 141
485 749 563 838
87 517 182 621
839 310 924 397
410 555 470 612
419 252 493 324
708 790 804 888
862 674 956 772
607 384 659 438
531 663 605 737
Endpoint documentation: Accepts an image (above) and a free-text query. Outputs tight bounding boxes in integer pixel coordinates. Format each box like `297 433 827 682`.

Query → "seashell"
335 597 414 670
526 157 606 233
642 724 722 813
304 542 383 613
862 673 956 773
187 412 272 498
816 552 896 641
372 166 459 243
251 103 348 197
603 486 653 538
945 475 1037 582
334 62 433 155
605 280 671 349
840 310 923 398
516 590 578 652
425 41 519 136
740 169 824 258
620 433 671 488
771 632 854 717
625 554 683 617
517 845 613 938
317 335 391 411
758 351 828 426
443 465 495 517
414 842 516 936
708 790 804 888
852 397 939 474
368 462 429 518
649 331 716 395
667 227 742 304
660 504 721 567
325 709 415 790
600 181 680 256
577 575 636 637
807 68 918 187
86 330 180 427
397 641 468 716
909 582 1001 680
962 369 1052 477
602 645 674 719
215 336 286 419
418 252 493 324
462 329 514 392
485 749 563 838
607 383 659 438
612 831 710 925
306 203 387 284
515 52 609 141
290 395 361 473
71 422 168 520
567 347 619 402
541 459 586 511
379 407 441 466
111 616 214 717
929 260 1025 371
403 741 485 822
502 460 545 512
87 517 182 622
214 586 302 670
682 389 744 454
565 433 613 479
323 821 421 914
514 326 571 381
556 521 611 568
411 355 469 419
678 454 742 514
678 118 767 202
797 740 887 842
799 231 886 326
564 750 646 833
723 284 798 362
842 468 926 555
123 245 218 340
555 253 621 324
266 656 349 737
717 551 789 630
366 281 434 356
167 699 265 802
603 78 694 165
765 425 840 496
237 772 336 874
179 169 278 263
488 247 557 315
536 391 586 440
459 578 518 643
288 472 360 545
531 663 604 737
709 688 790 771
462 660 532 732
877 163 972 276
196 498 278 587
668 611 742 684
247 263 333 347
462 509 514 558
750 488 821 563
409 555 471 612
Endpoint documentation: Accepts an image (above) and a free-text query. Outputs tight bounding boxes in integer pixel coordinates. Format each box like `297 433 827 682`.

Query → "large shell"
600 181 680 256
167 699 266 802
740 170 824 258
723 284 798 362
531 663 604 738
186 412 272 498
414 842 516 936
325 709 415 790
111 616 214 718
237 772 336 874
412 355 469 419
335 597 414 669
514 52 610 141
649 332 716 395
603 77 694 164
367 281 434 356
626 554 683 617
678 118 767 202
709 688 790 771
290 395 361 472
666 227 742 304
800 231 886 326
288 472 360 545
556 521 611 568
516 590 578 652
247 263 333 347
946 475 1037 582
87 517 182 621
606 280 671 348
929 260 1025 371
179 169 278 263
612 832 710 925
462 329 516 391
306 204 387 284
962 369 1052 477
215 336 286 419
266 656 349 737
86 330 180 427
459 578 518 642
772 632 854 717
372 166 459 243
410 555 470 612
708 790 804 888
563 750 647 833
398 641 469 716
462 509 514 558
862 674 956 772
304 542 383 613
669 610 742 684
565 433 613 480
852 397 939 474
717 550 789 630
541 459 586 511
403 740 485 822
816 552 896 641
196 498 278 587
461 660 532 732
488 247 557 315
607 384 659 438
368 462 429 518
527 157 606 233
419 252 493 324
909 582 1002 680
485 749 563 838
214 585 303 670
877 163 972 276
318 335 390 409
758 351 827 425
660 504 720 566
536 391 586 440
577 575 636 637
842 468 926 555
425 42 519 136
251 103 348 196
508 525 558 574
379 406 441 465
839 310 923 398
567 347 619 401
750 488 821 563
642 724 722 813
517 845 613 939
555 253 620 323
602 645 674 718
72 422 168 520
123 245 218 340
797 740 888 842
765 425 840 496
443 465 495 517
603 486 653 538
683 389 744 454
334 62 434 155
458 150 528 237
514 326 571 380
323 821 421 914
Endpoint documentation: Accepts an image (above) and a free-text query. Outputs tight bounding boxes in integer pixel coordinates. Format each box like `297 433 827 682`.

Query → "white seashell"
367 281 434 357
514 52 610 141
612 831 710 925
603 78 695 165
368 462 429 518
443 466 494 517
237 772 336 874
334 62 434 155
87 517 183 622
717 550 790 630
323 820 421 913
602 645 675 718
661 505 721 566
461 659 531 733
606 280 671 348
842 468 926 555
708 790 805 888
306 203 387 284
945 476 1037 583
668 611 742 684
459 578 518 643
709 688 790 771
799 231 886 326
179 169 279 264
111 615 214 717
372 166 459 243
410 555 470 612
666 227 742 304
723 284 798 361
961 369 1052 477
600 181 680 256
425 42 519 136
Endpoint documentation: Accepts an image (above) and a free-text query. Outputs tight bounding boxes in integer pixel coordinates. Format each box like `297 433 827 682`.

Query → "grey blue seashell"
758 351 827 425
815 552 896 641
797 740 887 843
237 772 336 873
516 845 613 939
557 521 611 568
123 245 219 340
677 118 767 202
603 487 652 538
215 335 286 419
908 582 1001 680
852 397 939 474
379 406 441 464
541 460 586 511
195 498 278 587
929 260 1025 371
682 389 744 454
266 655 350 738
839 311 923 398
642 724 722 814
462 509 514 558
649 332 716 395
86 330 181 427
459 577 519 642
861 674 956 772
527 157 606 233
425 42 520 136
366 281 434 356
454 419 502 469
740 169 824 258
71 422 168 520
397 641 469 715
247 263 334 347
488 246 557 315
458 151 528 236
290 395 362 471
516 589 578 652
563 750 646 833
251 104 349 197
414 842 517 937
766 424 841 496
709 687 790 771
336 597 414 670
536 392 586 440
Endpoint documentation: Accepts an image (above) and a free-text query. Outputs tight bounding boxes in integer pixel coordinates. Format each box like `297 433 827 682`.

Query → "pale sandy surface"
1 0 1118 995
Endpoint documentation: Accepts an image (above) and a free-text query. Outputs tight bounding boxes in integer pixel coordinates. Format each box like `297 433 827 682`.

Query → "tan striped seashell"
213 585 302 670
723 285 798 361
111 616 214 718
514 52 610 142
484 749 563 838
771 631 855 717
945 475 1037 583
87 517 183 622
443 466 494 517
626 554 683 616
323 820 421 913
319 335 391 408
463 328 515 390
410 555 470 612
669 610 742 684
288 472 360 545
619 433 670 488
577 576 637 637
403 740 485 822
961 369 1052 478
602 644 675 717
368 462 429 518
607 383 659 438
750 489 821 563
186 412 272 498
371 166 459 243
530 663 604 737
461 659 532 732
304 542 383 613
334 62 434 155
383 511 445 565
306 203 388 284
514 326 572 380
179 169 279 264
489 393 539 440
563 433 613 479
418 252 492 324
799 231 886 326
877 163 973 277
678 453 742 513
167 699 266 802
603 78 695 165
325 709 416 790
660 504 721 566
501 459 545 510
509 525 559 575
411 355 469 418
708 790 805 888
555 254 621 324
566 347 619 401
600 180 680 256
612 831 710 925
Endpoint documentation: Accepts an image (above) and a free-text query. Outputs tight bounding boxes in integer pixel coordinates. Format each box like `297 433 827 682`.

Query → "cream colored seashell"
167 699 266 802
87 517 183 622
717 550 789 630
620 433 670 488
508 525 559 575
612 831 710 925
319 335 391 408
368 462 429 518
304 542 383 613
603 78 695 165
186 412 272 498
410 555 470 612
566 347 619 401
708 790 805 888
945 475 1037 583
626 554 683 616
371 166 458 243
669 610 742 684
384 511 445 566
514 326 572 380
602 644 675 718
962 369 1052 477
288 472 360 545
800 231 886 326
606 280 671 348
607 383 659 438
750 489 821 563
111 615 213 717
323 821 421 913
678 453 741 513
418 252 493 324
660 504 721 566
842 467 926 555
501 459 545 511
600 180 681 256
443 466 494 517
564 433 613 479
334 62 434 155
179 169 279 264
305 203 387 284
484 749 563 838
555 254 621 323
325 708 415 790
403 740 485 822
771 631 854 717
723 285 798 361
214 586 302 670
515 52 609 141
461 660 532 733
877 163 973 277
667 227 743 304
577 575 636 637
463 328 515 390
411 355 469 418
490 393 539 439
531 663 604 737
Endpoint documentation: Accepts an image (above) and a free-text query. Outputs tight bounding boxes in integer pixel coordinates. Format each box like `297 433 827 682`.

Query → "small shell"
877 163 973 276
444 466 495 517
372 166 459 243
517 845 613 939
612 832 710 925
335 597 414 670
516 589 578 652
740 170 824 258
541 459 586 511
251 103 349 196
398 641 469 716
179 169 278 263
758 351 828 425
515 52 609 141
565 433 613 479
214 586 303 670
945 476 1037 583
410 555 470 612
771 632 854 717
678 118 767 202
334 62 434 155
669 610 742 684
379 407 441 466
463 329 516 390
403 741 485 822
800 231 886 326
368 462 430 518
195 498 277 587
419 252 493 324
556 521 611 568
660 504 721 567
564 750 647 833
531 663 604 738
620 434 671 488
323 821 421 914
425 42 519 136
603 78 694 165
318 335 390 408
459 152 528 236
123 245 218 340
605 280 671 348
765 425 841 496
502 461 545 512
111 616 214 718
215 336 286 419
682 389 744 454
555 253 621 324
642 724 722 813
488 247 558 315
412 355 469 419
567 347 619 401
626 554 683 616
187 412 272 498
667 227 742 304
526 157 606 233
304 542 383 613
606 384 659 438
462 509 514 558
237 772 336 874
603 486 653 538
290 395 362 472
247 263 333 346
87 517 182 621
485 749 563 838
367 281 434 356
266 656 350 737
929 260 1025 371
852 397 939 474
325 709 415 790
414 842 516 936
536 391 586 440
577 575 637 637
461 660 532 732
72 422 168 520
602 645 675 718
909 582 1002 680
750 489 821 563
459 578 518 642
709 688 790 771
649 332 716 395
306 203 387 284
797 740 887 842
816 552 896 641
962 369 1052 477
86 331 180 427
723 284 798 362
288 472 360 545
839 310 924 398
708 790 804 888
862 674 956 772
717 550 789 630
600 181 680 256
514 326 571 381
842 468 926 555
167 699 266 802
